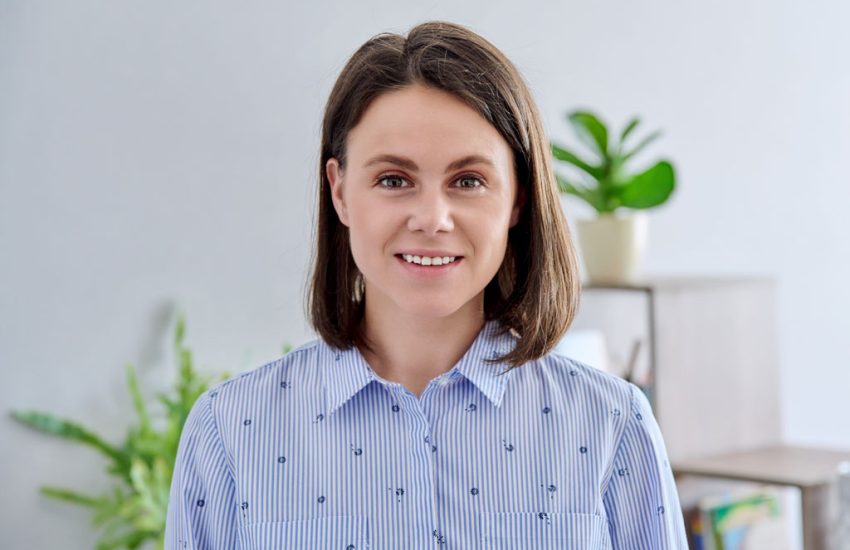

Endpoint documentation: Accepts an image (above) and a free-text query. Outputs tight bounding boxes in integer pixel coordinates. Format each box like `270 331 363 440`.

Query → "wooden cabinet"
576 275 782 462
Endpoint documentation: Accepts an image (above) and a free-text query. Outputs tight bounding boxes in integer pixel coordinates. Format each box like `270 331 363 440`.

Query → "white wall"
2 0 848 546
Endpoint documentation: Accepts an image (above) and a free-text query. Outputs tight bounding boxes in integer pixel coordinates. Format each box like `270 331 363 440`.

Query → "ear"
326 157 350 227
509 184 526 228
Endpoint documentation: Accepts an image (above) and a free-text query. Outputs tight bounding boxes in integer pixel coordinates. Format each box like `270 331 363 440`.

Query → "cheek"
346 200 397 261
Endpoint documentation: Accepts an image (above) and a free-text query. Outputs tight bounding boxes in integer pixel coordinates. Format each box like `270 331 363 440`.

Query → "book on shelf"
686 485 802 550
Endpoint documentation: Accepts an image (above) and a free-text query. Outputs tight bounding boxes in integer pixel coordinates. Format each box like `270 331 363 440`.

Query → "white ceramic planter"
576 212 648 285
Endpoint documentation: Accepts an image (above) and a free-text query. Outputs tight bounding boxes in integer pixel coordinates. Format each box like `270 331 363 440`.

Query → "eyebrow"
362 154 495 173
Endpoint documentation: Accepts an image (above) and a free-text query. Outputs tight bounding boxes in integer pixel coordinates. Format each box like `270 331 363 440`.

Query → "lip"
396 249 463 258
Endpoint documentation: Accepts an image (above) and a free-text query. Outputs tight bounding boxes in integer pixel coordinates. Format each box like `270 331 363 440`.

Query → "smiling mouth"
395 254 463 267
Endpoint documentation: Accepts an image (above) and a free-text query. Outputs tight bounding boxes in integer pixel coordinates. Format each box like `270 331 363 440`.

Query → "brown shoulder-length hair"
306 20 581 370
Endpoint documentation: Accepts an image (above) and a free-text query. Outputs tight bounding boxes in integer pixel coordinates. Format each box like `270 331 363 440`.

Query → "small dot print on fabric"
196 499 205 507
278 456 286 464
636 413 643 421
391 404 400 412
243 419 252 426
470 487 479 495
542 406 551 414
657 505 665 515
346 545 355 550
580 446 588 454
241 502 248 510
569 370 578 376
618 468 629 477
280 381 288 389
502 440 515 452
466 403 477 412
318 495 326 503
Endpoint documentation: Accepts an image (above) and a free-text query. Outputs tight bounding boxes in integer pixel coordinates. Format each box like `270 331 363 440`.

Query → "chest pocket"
480 511 611 549
245 515 369 549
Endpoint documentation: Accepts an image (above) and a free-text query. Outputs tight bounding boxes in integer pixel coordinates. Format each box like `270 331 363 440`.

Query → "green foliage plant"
9 315 229 550
551 110 676 215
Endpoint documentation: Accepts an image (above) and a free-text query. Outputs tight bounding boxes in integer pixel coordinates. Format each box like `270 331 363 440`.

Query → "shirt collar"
321 319 519 417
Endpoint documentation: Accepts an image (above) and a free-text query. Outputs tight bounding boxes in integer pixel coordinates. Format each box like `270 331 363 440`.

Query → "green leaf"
617 160 676 209
40 486 104 508
622 129 663 164
555 174 605 214
126 363 152 436
620 116 641 143
174 314 185 348
550 142 604 180
9 410 127 465
567 111 609 158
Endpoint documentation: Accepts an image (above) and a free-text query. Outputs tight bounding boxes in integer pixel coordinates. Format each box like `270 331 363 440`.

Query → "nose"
406 185 455 235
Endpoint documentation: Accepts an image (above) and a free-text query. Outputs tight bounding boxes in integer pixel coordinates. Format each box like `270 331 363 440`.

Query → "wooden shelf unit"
574 276 850 549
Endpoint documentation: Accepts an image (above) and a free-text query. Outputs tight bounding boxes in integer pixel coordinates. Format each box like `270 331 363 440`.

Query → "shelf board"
582 274 775 291
671 444 850 488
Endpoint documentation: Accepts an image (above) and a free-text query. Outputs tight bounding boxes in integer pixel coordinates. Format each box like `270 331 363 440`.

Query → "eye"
376 174 410 189
455 174 485 189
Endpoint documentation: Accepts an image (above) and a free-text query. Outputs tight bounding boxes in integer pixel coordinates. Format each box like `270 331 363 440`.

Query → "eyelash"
376 173 485 190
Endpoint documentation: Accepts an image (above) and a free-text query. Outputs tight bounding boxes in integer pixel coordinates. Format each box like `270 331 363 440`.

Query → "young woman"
166 21 688 549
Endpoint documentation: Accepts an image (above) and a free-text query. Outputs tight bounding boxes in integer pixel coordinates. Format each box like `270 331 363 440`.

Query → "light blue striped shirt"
165 320 688 549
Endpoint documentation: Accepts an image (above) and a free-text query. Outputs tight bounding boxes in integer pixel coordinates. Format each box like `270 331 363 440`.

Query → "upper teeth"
402 254 457 266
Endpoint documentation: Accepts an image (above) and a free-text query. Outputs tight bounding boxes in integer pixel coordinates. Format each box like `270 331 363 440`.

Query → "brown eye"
456 175 484 189
377 175 410 189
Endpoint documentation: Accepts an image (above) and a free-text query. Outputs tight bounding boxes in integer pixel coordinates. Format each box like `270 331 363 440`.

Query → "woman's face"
326 83 523 321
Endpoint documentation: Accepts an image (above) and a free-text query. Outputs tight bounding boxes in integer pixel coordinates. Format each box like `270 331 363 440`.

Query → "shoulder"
195 338 326 430
520 350 637 415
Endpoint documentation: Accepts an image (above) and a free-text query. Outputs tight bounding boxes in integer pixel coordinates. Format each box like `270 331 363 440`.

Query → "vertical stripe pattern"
165 320 688 549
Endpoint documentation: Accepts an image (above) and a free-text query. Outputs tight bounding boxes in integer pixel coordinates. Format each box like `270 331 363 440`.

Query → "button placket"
400 390 439 548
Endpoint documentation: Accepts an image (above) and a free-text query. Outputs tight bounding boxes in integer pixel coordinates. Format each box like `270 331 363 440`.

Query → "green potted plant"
9 315 229 550
551 110 676 284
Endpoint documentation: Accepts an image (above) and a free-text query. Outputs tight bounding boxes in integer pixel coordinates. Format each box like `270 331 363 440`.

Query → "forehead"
346 84 513 167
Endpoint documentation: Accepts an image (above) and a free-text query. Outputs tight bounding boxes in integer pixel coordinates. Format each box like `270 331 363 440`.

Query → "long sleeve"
165 390 240 549
603 382 689 549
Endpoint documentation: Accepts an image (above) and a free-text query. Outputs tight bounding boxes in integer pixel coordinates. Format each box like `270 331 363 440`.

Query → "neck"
358 290 486 397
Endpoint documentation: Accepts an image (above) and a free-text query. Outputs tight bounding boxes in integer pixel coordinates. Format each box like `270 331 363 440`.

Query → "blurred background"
2 0 849 547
